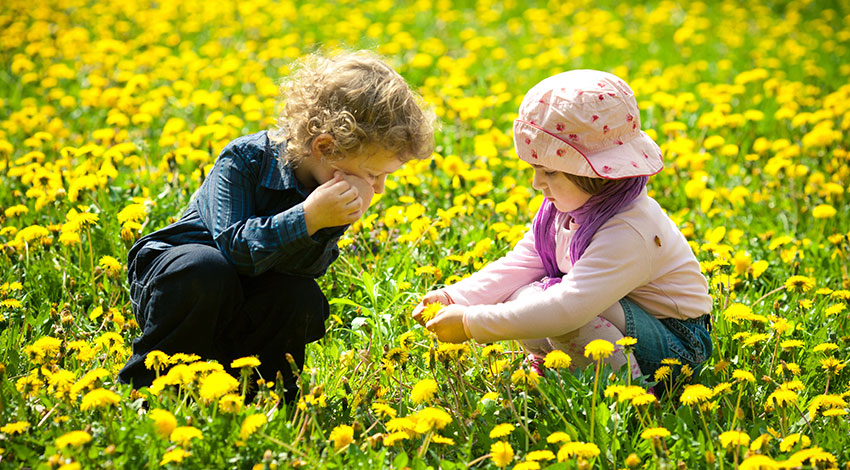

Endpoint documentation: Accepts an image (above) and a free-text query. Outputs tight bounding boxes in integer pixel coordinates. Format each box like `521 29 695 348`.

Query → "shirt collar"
259 138 309 197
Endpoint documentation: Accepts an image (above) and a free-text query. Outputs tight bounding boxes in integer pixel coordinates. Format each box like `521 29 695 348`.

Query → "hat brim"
513 120 663 179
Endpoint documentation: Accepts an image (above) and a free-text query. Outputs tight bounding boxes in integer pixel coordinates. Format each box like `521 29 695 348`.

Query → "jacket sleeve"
442 228 547 306
463 219 652 343
196 144 321 276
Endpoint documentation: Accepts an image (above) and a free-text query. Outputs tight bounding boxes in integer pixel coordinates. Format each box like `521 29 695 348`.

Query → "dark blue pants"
118 243 328 401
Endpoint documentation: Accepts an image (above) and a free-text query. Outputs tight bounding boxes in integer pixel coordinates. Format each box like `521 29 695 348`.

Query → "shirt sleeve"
196 144 319 276
442 228 547 306
463 219 652 343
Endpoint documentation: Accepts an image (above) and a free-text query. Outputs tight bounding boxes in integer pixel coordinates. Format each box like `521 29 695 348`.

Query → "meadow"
1 0 849 468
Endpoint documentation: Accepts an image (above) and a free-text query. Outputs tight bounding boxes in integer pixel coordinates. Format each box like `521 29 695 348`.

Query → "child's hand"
411 290 452 326
303 172 363 234
335 172 374 214
426 304 469 343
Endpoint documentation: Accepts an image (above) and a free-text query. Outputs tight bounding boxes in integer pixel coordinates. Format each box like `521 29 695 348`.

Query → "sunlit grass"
1 0 849 468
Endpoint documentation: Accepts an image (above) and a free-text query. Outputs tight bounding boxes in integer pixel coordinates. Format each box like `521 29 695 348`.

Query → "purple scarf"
533 176 648 287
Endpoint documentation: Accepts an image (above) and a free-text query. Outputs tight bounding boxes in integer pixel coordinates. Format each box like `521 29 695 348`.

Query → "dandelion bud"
677 460 687 470
0 362 5 376
705 450 715 465
105 444 116 455
625 453 641 468
263 450 274 462
577 458 590 470
55 188 66 199
736 407 745 420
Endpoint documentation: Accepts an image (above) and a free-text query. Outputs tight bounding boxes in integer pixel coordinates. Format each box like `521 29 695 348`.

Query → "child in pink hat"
413 70 712 381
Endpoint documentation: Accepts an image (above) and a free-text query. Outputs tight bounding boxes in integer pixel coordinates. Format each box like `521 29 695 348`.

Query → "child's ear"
311 134 337 160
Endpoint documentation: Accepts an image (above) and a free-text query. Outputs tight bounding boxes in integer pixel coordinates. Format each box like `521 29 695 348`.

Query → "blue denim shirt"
128 131 346 278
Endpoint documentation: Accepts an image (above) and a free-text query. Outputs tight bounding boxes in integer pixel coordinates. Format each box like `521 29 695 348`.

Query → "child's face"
321 145 404 195
530 164 593 212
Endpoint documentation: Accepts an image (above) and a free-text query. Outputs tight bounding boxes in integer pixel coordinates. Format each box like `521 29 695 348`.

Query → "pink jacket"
443 190 712 343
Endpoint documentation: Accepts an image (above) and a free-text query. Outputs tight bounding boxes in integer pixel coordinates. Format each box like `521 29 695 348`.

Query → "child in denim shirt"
120 51 434 399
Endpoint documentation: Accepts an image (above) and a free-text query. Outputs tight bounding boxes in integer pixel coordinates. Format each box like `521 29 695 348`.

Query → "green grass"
1 0 849 468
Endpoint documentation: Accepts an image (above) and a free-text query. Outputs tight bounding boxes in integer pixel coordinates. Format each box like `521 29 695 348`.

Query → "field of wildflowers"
1 0 849 468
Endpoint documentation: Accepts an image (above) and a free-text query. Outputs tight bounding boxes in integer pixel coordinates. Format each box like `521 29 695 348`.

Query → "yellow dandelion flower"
820 357 845 373
230 356 261 369
163 364 196 386
631 392 657 406
398 330 416 349
543 350 572 368
680 384 712 405
80 388 121 411
526 450 555 461
811 204 836 219
170 353 201 364
414 407 452 433
824 304 846 316
712 382 733 396
240 414 268 440
732 369 756 383
384 347 409 365
510 368 539 388
199 371 239 400
616 336 637 347
0 421 29 435
55 430 92 448
812 342 838 353
329 424 354 451
739 454 779 469
489 423 515 438
640 427 671 440
383 431 410 446
767 389 798 407
514 462 540 470
419 302 444 322
584 340 614 360
386 417 416 433
481 344 504 358
779 433 810 452
170 426 203 447
371 402 397 419
144 351 170 371
654 366 672 382
557 442 600 460
98 256 122 275
218 394 243 414
784 275 815 293
148 409 177 439
431 434 455 445
411 378 439 404
719 430 750 448
490 441 514 468
160 448 189 466
4 205 28 218
742 333 771 347
0 299 22 309
546 431 571 444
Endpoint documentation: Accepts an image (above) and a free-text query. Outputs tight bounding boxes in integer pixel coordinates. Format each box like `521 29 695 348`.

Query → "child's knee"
165 245 241 298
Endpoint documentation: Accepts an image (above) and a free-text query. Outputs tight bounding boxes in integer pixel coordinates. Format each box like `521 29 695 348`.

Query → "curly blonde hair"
271 50 435 165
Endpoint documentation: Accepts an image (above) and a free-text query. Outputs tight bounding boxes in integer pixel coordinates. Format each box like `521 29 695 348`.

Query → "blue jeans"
621 298 712 382
118 243 329 401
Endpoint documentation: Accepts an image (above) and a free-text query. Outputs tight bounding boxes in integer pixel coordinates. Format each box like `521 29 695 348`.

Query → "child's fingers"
411 303 426 324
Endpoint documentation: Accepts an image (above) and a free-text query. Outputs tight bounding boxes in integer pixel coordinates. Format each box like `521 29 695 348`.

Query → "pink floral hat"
513 69 663 179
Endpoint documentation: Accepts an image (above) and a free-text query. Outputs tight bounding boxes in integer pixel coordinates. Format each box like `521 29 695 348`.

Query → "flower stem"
590 359 601 443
